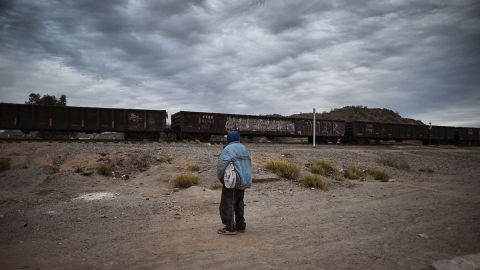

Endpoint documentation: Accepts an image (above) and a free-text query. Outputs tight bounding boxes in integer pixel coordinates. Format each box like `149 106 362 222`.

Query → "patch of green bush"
0 158 11 172
377 154 410 170
174 173 199 188
367 168 390 182
301 174 327 190
344 166 364 180
96 164 113 176
265 159 300 180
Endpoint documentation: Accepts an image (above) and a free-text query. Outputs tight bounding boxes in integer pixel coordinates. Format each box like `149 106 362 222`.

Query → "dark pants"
219 186 245 232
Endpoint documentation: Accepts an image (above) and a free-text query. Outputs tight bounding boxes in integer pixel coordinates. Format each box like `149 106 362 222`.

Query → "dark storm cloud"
0 0 479 126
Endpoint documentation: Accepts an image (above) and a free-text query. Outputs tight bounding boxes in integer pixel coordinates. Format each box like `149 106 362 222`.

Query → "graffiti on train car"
293 120 345 137
128 112 142 123
226 117 295 133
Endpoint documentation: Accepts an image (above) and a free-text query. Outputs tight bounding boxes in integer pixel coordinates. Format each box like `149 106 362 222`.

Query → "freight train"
0 103 479 145
0 103 167 140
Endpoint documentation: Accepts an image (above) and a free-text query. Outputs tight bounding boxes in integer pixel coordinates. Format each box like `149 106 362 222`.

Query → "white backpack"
223 162 236 189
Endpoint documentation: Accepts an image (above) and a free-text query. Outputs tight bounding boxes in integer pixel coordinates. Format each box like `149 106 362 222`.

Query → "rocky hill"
290 106 424 125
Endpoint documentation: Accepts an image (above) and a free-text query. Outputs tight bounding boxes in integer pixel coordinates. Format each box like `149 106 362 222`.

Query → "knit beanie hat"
227 130 240 143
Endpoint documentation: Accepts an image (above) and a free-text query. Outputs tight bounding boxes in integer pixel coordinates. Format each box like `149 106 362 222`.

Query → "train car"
455 127 480 146
0 103 167 140
171 111 345 142
345 121 427 143
424 125 456 145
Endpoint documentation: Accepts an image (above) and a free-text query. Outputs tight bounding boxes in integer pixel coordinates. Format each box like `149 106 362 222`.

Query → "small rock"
174 216 181 219
173 188 180 192
101 215 107 218
146 198 149 200
388 179 396 182
418 233 429 239
121 174 129 180
310 188 315 190
23 223 28 227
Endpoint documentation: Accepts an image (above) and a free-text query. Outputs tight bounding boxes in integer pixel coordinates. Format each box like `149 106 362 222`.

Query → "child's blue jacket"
217 141 252 188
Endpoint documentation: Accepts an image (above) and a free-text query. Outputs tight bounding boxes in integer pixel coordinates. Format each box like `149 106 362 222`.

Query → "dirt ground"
0 141 479 270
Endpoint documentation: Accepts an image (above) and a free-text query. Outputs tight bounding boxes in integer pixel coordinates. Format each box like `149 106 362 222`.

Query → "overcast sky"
1 0 479 126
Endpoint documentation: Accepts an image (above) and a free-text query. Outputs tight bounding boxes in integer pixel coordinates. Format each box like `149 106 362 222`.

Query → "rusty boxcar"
171 111 345 141
0 103 167 140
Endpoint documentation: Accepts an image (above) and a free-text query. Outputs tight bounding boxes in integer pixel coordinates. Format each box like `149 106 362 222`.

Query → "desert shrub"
265 159 299 180
0 158 11 171
301 174 327 190
282 151 294 158
309 160 337 176
367 168 390 182
419 167 434 173
174 173 199 188
96 164 113 176
344 166 364 180
158 154 173 163
377 154 410 170
209 182 222 190
187 165 200 172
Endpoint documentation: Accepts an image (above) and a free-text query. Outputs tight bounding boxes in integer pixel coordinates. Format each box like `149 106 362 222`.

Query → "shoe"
217 227 237 235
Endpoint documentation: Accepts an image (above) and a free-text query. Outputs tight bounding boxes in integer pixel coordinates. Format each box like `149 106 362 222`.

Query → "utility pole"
313 108 316 147
428 122 432 145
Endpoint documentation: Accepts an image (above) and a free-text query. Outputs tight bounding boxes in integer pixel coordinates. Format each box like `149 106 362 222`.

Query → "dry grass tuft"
0 158 11 172
301 174 327 190
367 168 390 182
187 165 200 172
344 166 364 180
309 160 338 176
174 173 199 188
158 154 173 164
265 159 300 180
209 182 223 190
96 164 113 176
377 154 410 170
